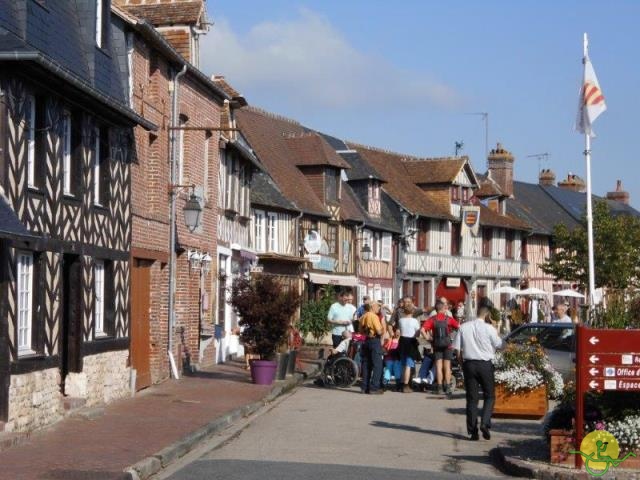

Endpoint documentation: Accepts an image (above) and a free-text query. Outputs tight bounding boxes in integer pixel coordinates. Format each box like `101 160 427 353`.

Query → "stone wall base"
7 368 62 433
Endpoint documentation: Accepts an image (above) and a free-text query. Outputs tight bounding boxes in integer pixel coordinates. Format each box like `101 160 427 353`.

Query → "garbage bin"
286 350 297 376
275 352 289 380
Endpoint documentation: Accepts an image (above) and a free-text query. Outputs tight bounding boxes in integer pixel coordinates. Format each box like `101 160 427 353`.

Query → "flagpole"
583 33 597 316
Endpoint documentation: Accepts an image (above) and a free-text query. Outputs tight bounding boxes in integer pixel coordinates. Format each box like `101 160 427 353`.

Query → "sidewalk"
0 350 322 480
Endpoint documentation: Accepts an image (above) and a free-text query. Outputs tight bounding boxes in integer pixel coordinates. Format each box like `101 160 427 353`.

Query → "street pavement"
157 383 543 480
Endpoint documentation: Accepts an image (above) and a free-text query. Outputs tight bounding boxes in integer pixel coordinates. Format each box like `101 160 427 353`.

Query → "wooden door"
61 254 82 394
130 259 151 390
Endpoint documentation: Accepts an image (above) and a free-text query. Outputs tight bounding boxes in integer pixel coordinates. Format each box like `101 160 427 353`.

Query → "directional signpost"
575 325 640 468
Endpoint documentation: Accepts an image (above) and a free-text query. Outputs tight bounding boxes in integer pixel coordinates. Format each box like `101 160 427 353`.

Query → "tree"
298 287 336 344
541 200 640 291
228 275 301 359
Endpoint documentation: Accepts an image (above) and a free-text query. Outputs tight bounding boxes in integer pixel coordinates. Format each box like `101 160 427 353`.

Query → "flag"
576 54 606 137
461 206 480 237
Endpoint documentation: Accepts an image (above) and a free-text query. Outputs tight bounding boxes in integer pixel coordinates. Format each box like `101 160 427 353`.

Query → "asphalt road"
156 382 540 480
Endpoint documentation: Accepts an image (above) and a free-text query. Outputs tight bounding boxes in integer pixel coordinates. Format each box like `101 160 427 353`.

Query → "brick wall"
129 31 221 382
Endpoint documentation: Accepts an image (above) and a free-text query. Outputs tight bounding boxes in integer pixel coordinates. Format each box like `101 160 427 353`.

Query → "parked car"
503 322 575 381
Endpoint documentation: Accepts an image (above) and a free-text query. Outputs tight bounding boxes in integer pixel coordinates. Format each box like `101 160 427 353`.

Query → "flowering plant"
493 337 564 399
591 416 640 452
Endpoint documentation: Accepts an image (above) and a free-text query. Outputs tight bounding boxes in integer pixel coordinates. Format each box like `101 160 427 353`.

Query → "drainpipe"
167 64 188 375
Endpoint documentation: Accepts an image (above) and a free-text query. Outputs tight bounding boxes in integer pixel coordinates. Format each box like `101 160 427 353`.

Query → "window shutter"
381 233 392 261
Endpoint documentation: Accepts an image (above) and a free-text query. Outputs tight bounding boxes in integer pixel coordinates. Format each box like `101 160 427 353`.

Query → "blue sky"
202 1 640 208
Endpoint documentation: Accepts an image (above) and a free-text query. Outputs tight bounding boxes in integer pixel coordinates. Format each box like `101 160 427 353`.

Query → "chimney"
487 142 514 197
538 169 556 186
557 173 586 193
606 180 630 205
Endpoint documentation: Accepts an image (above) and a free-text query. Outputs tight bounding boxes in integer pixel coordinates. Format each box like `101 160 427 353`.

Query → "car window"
507 326 546 344
539 328 574 352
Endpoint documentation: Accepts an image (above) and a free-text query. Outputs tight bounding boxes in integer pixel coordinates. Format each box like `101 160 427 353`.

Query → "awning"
307 272 360 287
0 196 37 241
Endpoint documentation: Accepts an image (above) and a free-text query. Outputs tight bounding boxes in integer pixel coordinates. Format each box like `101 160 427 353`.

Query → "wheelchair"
319 353 359 388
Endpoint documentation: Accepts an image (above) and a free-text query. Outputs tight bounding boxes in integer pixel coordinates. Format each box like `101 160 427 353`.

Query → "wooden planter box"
549 429 574 465
494 384 548 419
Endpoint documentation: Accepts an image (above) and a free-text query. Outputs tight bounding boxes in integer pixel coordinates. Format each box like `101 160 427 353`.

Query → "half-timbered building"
113 1 229 382
0 0 153 432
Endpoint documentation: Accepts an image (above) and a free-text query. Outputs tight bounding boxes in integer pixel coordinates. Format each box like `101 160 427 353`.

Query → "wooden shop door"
130 259 152 390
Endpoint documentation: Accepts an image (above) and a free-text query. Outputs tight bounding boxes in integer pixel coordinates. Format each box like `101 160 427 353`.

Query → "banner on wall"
461 206 480 237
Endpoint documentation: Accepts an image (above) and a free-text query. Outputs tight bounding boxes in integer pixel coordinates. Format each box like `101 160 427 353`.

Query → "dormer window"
325 168 340 202
451 186 460 203
96 0 109 49
367 181 381 216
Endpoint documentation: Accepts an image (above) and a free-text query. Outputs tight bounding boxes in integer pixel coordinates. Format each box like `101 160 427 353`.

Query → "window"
17 252 34 355
521 236 528 261
381 233 392 261
93 127 109 206
462 188 470 202
327 224 338 255
26 94 46 189
238 164 246 215
267 212 278 252
505 230 514 259
93 127 100 204
254 210 265 252
451 222 461 256
94 260 105 336
203 134 210 200
62 111 72 195
482 227 492 258
451 186 459 202
26 95 36 187
96 0 108 48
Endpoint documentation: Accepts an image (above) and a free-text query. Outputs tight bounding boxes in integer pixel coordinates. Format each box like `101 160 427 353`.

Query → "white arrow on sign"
589 380 599 389
589 355 600 363
589 336 600 346
589 368 599 376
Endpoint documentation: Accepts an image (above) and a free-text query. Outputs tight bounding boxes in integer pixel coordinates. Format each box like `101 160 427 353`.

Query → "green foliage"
298 287 335 344
489 307 501 323
541 201 640 291
588 291 640 329
228 275 301 359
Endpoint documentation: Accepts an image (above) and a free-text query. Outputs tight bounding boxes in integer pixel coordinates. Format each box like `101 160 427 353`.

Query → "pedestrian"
397 304 421 393
382 327 401 388
327 290 357 348
453 303 503 441
421 299 460 396
455 301 466 323
553 302 572 323
359 302 384 394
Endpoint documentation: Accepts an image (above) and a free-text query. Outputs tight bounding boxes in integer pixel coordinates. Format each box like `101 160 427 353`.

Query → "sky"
201 1 640 209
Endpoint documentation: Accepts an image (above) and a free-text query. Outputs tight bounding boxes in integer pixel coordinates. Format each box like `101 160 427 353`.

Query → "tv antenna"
454 141 464 157
526 152 550 175
465 112 489 158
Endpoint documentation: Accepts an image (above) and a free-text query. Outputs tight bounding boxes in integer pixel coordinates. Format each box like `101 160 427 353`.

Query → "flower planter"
494 384 548 419
250 360 278 385
549 429 575 466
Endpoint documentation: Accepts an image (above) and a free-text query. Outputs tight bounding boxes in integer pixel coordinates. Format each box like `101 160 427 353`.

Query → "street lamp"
183 193 202 232
361 243 372 261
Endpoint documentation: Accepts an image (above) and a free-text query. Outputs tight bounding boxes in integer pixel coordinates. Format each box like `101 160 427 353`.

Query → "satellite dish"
304 231 322 254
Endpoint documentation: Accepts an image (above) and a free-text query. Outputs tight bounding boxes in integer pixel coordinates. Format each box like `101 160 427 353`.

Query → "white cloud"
200 8 462 110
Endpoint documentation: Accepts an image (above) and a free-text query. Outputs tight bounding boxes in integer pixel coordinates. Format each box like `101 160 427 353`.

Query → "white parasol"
552 289 585 299
490 285 519 295
519 287 548 296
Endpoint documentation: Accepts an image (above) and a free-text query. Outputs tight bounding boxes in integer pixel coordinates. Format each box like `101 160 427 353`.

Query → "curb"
491 444 640 480
124 363 320 480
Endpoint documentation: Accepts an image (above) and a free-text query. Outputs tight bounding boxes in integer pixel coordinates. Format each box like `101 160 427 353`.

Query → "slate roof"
402 157 467 184
508 181 579 235
318 133 386 182
541 184 640 221
0 0 154 129
0 195 36 241
250 171 299 212
119 1 204 26
236 107 363 222
346 143 454 220
285 133 351 169
478 203 530 231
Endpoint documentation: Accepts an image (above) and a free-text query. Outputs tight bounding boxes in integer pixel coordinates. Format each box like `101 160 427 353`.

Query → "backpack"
432 315 452 349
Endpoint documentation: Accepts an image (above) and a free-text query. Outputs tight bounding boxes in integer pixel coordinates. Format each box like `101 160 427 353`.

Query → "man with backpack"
421 298 460 396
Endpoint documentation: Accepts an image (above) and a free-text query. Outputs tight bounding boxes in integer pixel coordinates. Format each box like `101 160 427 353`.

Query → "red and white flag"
576 51 606 137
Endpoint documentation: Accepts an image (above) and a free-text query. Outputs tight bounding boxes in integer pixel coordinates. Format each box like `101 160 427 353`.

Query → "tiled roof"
475 173 504 198
120 1 204 26
478 203 530 231
347 143 454 220
285 133 351 169
236 107 328 217
212 75 247 106
402 157 467 184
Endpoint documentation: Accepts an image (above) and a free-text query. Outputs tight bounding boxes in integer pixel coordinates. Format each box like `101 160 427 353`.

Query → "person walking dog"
453 301 503 441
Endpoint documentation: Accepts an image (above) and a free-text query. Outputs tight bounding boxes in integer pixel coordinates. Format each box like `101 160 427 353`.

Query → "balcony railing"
405 251 523 279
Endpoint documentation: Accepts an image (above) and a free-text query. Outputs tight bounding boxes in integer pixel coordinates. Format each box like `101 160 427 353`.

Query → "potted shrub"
493 337 564 419
228 274 301 385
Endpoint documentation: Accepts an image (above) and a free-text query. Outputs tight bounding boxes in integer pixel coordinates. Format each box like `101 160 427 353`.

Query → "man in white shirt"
553 303 572 323
453 305 503 441
327 290 357 348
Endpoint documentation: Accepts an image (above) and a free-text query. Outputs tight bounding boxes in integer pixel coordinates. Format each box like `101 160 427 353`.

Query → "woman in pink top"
382 327 401 388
